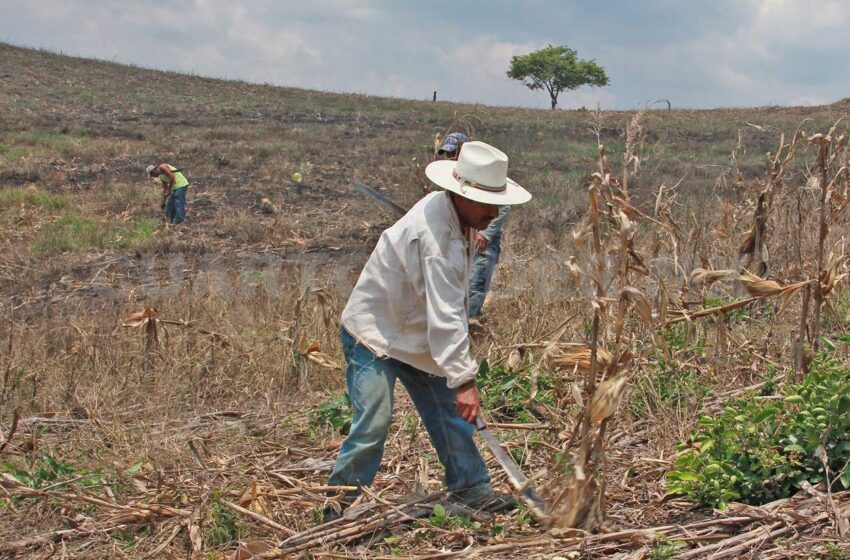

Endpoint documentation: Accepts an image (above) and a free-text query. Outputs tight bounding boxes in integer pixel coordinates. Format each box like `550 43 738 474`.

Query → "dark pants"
165 187 187 224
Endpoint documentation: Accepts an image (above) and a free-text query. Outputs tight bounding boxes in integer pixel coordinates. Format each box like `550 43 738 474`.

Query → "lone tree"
507 45 609 110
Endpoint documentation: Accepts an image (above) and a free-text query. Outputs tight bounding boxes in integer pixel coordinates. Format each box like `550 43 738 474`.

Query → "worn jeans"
327 329 491 502
165 187 187 224
468 234 501 318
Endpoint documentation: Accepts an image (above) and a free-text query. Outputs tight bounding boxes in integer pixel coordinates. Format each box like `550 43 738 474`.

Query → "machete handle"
474 416 487 431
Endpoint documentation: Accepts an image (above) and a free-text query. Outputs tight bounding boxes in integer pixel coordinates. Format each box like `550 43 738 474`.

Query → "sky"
1 0 848 110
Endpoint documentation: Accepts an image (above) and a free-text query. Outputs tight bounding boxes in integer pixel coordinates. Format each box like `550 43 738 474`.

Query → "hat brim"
425 160 531 205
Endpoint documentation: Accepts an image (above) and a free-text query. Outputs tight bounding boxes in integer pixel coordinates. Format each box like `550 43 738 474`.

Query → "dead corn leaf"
550 345 614 373
689 268 737 288
122 307 158 328
589 369 629 424
231 541 273 560
571 383 584 407
621 287 653 326
506 349 522 371
819 255 845 297
303 341 343 370
612 208 635 239
738 271 783 297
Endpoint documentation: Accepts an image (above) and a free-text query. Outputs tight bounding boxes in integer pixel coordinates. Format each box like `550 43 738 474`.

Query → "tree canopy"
507 45 609 110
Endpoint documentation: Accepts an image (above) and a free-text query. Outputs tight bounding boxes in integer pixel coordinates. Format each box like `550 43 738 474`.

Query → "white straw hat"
425 141 531 205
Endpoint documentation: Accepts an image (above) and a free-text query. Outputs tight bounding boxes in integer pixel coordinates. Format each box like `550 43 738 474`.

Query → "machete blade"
351 181 408 217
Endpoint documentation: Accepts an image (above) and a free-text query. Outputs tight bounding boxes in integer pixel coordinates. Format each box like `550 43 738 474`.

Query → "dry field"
1 43 850 559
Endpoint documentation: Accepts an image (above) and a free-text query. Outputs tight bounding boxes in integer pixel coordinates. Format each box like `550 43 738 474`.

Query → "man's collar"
442 191 467 239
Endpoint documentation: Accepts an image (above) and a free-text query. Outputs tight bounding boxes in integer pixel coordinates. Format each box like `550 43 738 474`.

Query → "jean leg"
327 330 396 494
396 366 490 499
468 249 489 318
482 234 501 295
164 192 176 223
172 188 186 224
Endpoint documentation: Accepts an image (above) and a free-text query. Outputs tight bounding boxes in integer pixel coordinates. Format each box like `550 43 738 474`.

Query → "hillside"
1 43 849 559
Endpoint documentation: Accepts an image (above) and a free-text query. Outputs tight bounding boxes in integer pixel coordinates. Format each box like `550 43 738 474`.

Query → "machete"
351 181 408 217
475 416 549 521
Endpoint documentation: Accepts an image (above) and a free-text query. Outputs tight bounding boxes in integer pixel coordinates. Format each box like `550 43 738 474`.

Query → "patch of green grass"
32 215 160 255
0 188 69 210
0 143 8 154
115 218 159 248
629 361 708 421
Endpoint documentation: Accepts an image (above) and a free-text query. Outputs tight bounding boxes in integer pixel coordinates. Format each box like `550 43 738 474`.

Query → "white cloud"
1 0 848 109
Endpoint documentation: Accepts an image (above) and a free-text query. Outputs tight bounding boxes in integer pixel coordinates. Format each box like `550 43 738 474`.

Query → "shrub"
477 361 553 423
312 392 354 434
667 357 850 508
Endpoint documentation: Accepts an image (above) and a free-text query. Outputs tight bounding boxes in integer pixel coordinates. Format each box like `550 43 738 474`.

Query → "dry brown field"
1 43 849 559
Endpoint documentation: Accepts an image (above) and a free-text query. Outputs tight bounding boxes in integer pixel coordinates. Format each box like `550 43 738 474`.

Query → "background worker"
146 163 189 225
325 141 532 520
437 133 511 319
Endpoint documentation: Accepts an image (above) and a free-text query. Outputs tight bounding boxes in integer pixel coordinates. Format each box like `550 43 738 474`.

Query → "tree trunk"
550 95 558 110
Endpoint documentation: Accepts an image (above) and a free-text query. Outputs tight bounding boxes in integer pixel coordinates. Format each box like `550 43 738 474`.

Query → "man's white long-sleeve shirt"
341 191 477 389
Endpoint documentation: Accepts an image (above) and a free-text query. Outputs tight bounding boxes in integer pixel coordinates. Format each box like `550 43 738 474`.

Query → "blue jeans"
327 329 491 502
165 187 187 224
468 234 501 318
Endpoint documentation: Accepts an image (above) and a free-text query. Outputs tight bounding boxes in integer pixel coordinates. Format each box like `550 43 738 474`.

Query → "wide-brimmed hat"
145 164 157 175
425 141 531 205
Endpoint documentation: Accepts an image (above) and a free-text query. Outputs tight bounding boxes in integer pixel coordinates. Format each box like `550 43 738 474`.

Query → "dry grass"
1 43 850 558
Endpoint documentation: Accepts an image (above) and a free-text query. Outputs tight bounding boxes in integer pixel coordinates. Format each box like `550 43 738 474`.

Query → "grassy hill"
1 43 849 558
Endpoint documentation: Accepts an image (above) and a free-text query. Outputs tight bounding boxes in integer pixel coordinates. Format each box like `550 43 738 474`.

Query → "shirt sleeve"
478 205 511 242
421 254 477 388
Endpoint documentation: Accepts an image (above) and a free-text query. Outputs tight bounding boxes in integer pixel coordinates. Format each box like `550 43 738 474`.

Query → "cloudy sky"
1 0 847 109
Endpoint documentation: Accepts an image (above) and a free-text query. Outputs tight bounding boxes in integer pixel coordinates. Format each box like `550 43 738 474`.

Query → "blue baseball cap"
437 132 470 155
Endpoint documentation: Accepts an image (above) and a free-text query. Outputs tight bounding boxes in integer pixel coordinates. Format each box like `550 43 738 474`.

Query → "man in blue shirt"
438 133 510 319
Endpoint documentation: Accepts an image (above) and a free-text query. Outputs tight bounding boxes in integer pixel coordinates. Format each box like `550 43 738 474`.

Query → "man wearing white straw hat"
325 141 531 519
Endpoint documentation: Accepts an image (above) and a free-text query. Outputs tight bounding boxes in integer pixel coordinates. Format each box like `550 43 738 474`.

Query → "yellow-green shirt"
159 164 190 191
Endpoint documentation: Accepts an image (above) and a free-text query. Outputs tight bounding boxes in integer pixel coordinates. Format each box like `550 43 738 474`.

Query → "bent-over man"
325 141 531 519
146 163 189 224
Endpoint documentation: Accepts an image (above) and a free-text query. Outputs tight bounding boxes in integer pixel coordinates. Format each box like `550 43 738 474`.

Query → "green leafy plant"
704 296 750 323
312 392 354 434
477 361 553 422
668 357 850 508
648 535 687 559
208 491 242 548
817 542 850 560
2 453 75 489
428 503 482 531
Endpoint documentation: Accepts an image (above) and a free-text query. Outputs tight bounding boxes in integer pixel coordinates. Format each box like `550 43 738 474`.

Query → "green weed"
208 490 242 548
817 542 850 560
648 535 687 559
428 503 482 531
477 361 553 422
311 392 354 434
2 453 75 489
